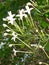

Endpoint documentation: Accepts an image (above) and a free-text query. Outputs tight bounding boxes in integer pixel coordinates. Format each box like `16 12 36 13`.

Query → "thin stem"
26 17 33 28
17 37 33 51
42 48 49 59
22 19 24 29
7 25 20 35
30 14 35 28
30 14 44 40
14 21 23 34
43 41 48 48
30 0 42 14
16 51 33 53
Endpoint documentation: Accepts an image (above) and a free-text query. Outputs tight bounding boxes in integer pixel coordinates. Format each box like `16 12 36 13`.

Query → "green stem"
17 37 33 51
14 21 23 34
22 19 24 29
42 48 49 59
15 51 33 53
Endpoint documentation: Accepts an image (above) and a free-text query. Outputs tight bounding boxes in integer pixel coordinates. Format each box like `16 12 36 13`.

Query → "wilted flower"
16 9 27 20
11 32 17 41
3 11 16 25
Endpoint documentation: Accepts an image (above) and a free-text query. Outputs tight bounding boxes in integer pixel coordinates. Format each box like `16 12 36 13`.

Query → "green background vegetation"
0 0 49 65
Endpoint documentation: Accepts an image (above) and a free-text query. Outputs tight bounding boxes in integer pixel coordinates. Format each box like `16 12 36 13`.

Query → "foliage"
0 0 49 65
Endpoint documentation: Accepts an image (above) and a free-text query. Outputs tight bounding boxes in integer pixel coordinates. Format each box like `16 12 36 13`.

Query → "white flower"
3 24 7 27
0 42 6 49
11 32 17 41
16 9 27 20
4 33 8 36
13 48 16 56
25 5 33 15
3 11 16 25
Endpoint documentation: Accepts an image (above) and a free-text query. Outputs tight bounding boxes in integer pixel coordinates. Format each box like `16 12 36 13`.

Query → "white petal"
3 18 7 21
26 2 32 6
6 29 10 32
4 33 8 36
3 24 7 27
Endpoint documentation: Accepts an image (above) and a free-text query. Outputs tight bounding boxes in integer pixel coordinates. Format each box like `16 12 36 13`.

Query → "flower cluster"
2 2 34 55
2 1 48 59
3 2 34 42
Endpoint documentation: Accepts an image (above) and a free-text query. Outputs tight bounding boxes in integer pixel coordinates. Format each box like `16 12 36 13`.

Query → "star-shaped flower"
3 11 16 25
25 5 33 15
16 9 27 20
11 32 17 41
